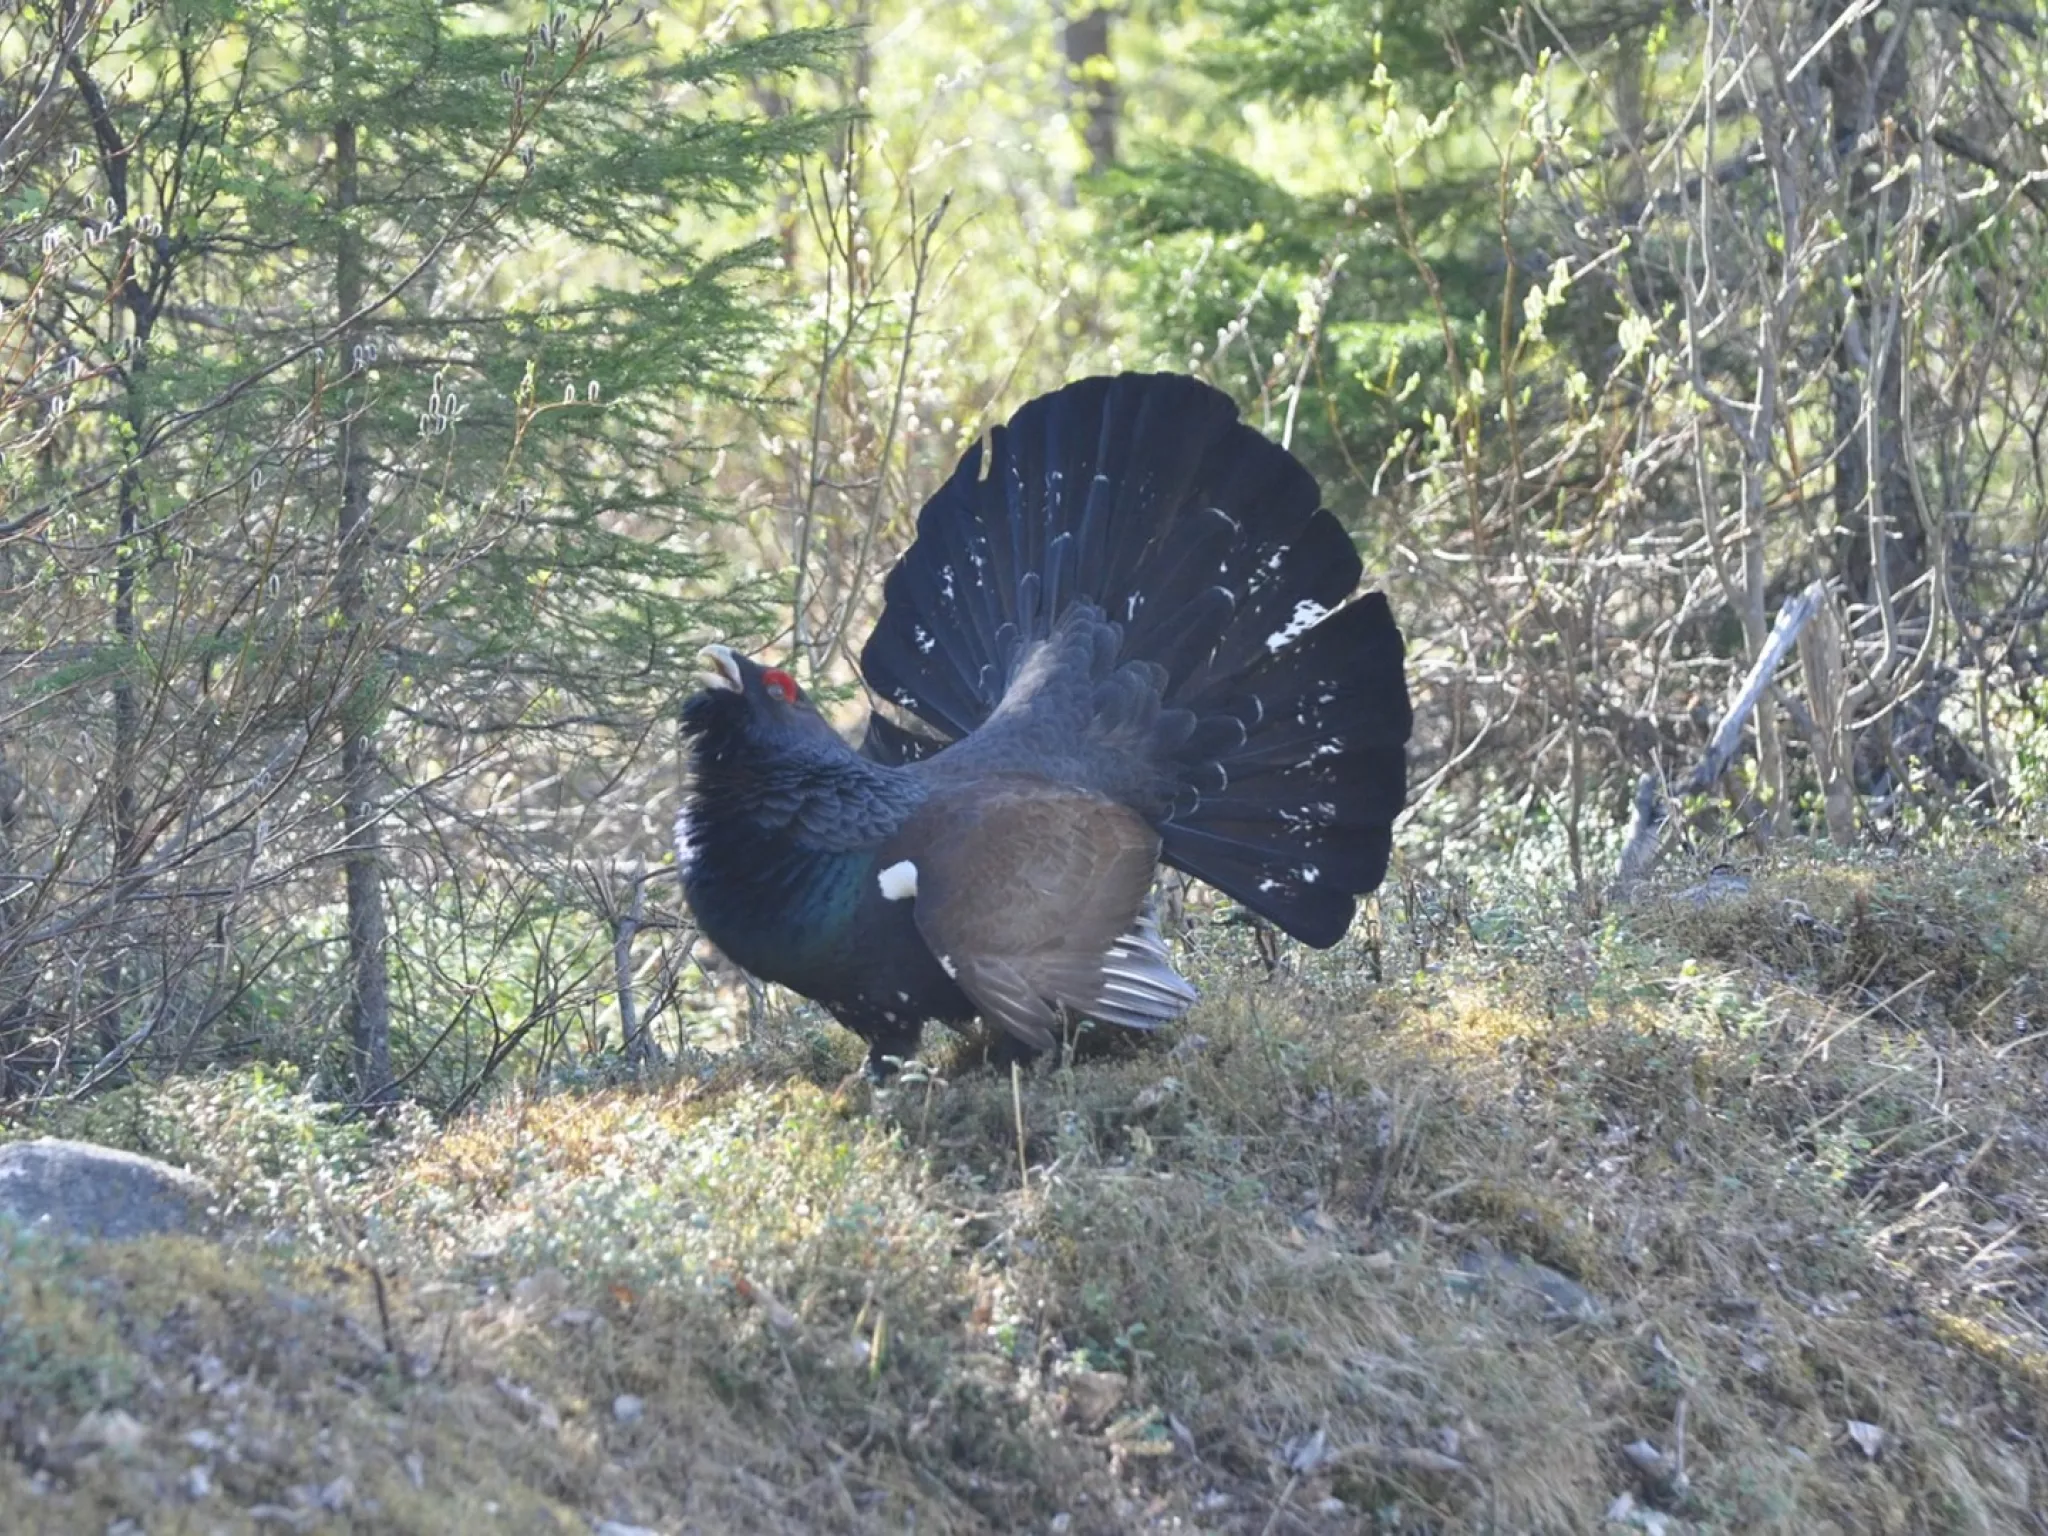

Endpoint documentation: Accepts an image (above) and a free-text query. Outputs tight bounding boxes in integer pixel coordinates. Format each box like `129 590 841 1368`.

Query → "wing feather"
895 780 1197 1049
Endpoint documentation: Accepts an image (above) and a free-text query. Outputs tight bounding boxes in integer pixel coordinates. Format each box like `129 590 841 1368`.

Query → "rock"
1605 1490 1673 1533
72 1409 148 1455
0 1138 214 1242
1671 868 1751 905
1621 1436 1688 1498
1058 1369 1128 1431
1450 1249 1605 1324
1129 1076 1184 1115
510 1268 568 1310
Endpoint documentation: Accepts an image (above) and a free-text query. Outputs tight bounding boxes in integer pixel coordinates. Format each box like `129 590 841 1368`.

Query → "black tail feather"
860 710 949 766
861 373 1412 947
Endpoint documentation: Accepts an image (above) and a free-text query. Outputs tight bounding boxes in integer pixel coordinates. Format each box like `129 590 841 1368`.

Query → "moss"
4 838 2045 1532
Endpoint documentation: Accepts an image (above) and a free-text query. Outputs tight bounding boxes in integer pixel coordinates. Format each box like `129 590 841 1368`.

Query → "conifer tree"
1 0 841 1102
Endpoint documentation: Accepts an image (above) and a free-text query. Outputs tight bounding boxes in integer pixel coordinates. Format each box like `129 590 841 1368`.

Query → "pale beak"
695 644 743 693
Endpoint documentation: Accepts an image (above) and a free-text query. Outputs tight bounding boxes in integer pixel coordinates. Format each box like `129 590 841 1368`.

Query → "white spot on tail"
914 625 935 654
878 859 919 901
1265 599 1330 653
1300 864 1321 884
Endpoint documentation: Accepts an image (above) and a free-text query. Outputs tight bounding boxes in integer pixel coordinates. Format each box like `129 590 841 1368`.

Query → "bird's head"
681 644 845 761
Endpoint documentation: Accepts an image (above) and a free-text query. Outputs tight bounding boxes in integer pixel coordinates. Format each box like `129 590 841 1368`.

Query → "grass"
3 836 2045 1533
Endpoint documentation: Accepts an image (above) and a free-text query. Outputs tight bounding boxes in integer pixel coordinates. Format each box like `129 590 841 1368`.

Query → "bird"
677 372 1412 1078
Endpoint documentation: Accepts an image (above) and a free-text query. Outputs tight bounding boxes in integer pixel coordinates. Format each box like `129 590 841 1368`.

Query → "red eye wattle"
761 668 799 705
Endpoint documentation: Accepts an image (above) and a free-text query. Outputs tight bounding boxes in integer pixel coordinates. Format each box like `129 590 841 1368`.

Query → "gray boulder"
0 1137 215 1241
1450 1246 1606 1325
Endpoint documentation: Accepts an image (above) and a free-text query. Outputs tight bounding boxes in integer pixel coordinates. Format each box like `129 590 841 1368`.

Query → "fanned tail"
861 373 1412 947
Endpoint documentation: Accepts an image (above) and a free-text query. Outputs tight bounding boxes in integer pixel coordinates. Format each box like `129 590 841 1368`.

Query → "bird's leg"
982 1030 1043 1075
856 1012 925 1083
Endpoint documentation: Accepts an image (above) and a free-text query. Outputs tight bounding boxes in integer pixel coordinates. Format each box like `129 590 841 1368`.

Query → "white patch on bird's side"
1265 598 1330 653
938 953 958 979
877 859 919 901
673 806 696 877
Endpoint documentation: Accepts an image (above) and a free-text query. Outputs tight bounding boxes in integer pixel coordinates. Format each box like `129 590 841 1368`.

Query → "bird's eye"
761 668 799 705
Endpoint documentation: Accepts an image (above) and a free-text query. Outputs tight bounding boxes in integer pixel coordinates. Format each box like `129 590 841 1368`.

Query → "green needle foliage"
1 1 845 1105
1101 0 2048 881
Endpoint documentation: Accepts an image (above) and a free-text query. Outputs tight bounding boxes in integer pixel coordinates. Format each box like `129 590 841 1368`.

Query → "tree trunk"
1062 5 1119 174
1796 594 1858 845
69 48 151 1062
614 864 656 1069
1826 0 1921 611
1741 500 1790 836
97 352 145 1063
1610 29 1647 216
334 111 393 1106
0 756 33 1098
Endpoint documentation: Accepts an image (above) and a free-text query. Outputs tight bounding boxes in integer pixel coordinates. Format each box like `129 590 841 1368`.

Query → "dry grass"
3 836 2045 1533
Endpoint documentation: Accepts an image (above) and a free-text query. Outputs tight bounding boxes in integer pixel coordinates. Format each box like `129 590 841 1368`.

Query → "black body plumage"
679 373 1413 1076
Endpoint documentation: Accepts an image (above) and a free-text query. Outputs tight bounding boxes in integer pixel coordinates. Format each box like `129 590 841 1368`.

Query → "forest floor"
2 837 2045 1534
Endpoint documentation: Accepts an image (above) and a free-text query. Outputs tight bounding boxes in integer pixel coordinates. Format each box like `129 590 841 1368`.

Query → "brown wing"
893 779 1196 1050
